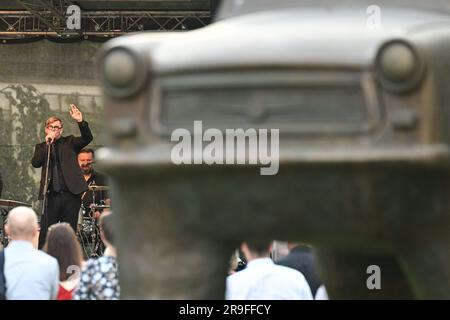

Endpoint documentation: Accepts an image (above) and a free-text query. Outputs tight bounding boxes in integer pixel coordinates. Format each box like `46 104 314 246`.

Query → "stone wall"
0 40 105 211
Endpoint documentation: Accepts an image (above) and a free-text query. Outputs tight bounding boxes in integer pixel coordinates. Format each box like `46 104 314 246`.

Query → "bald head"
6 206 39 240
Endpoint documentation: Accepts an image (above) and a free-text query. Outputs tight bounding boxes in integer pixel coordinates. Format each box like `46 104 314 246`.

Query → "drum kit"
78 184 110 258
0 185 110 255
0 199 32 247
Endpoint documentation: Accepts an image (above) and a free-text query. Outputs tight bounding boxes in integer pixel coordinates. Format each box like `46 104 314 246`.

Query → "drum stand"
0 200 32 248
0 208 8 248
77 186 105 258
78 207 104 258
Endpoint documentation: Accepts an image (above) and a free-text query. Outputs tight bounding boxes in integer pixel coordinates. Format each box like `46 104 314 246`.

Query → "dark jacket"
81 170 109 209
276 245 323 296
31 121 93 200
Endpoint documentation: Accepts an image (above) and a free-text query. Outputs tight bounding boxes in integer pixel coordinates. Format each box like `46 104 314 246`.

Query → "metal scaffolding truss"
12 0 74 34
0 3 211 38
82 10 211 33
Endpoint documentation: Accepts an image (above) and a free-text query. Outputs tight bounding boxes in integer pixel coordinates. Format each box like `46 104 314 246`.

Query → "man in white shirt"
315 285 329 300
226 241 313 300
4 206 59 300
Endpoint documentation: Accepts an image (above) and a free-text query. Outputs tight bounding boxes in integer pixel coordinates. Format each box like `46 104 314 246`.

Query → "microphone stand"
40 141 52 236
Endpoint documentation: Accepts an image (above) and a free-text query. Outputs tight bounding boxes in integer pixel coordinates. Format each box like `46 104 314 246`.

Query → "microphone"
46 137 54 144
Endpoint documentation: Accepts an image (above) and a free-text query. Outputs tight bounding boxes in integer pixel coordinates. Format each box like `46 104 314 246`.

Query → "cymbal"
88 185 109 191
91 205 110 209
0 199 31 208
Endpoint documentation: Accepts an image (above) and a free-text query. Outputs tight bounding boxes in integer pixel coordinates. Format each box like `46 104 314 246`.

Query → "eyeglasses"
47 125 63 131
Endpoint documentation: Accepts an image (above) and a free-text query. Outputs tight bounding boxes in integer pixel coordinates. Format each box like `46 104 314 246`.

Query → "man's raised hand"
69 104 83 122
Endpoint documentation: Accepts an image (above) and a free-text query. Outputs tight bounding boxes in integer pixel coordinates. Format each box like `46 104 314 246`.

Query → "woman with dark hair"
74 212 120 300
44 223 83 300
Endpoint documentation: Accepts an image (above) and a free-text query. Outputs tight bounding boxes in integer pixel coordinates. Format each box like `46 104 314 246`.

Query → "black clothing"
41 190 81 236
31 121 93 200
81 170 109 215
276 245 323 296
31 121 93 248
50 143 66 192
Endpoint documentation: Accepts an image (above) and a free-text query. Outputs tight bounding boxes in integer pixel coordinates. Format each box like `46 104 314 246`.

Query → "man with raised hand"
31 104 93 248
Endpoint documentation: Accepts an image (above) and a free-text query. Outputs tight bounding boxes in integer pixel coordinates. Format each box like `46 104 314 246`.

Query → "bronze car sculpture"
97 0 450 299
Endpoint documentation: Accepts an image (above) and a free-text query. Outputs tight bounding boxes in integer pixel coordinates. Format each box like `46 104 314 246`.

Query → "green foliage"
0 84 51 206
0 102 14 200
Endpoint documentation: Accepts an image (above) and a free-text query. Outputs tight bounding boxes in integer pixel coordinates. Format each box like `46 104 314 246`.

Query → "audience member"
226 240 313 300
275 242 323 296
4 206 59 300
73 212 120 300
315 285 329 300
228 249 246 275
44 222 84 300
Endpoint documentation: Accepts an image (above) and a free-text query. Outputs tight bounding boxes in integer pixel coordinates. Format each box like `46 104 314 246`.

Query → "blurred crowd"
0 206 119 300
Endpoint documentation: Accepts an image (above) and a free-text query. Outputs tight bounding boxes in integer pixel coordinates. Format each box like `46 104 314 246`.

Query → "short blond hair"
45 116 63 127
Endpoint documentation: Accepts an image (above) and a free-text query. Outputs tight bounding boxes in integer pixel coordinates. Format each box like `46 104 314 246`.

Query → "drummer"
78 148 110 218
